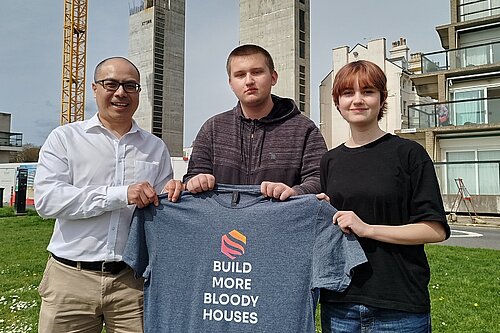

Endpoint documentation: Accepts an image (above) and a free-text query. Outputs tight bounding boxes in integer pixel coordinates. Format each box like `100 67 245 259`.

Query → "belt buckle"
102 261 114 274
102 261 123 275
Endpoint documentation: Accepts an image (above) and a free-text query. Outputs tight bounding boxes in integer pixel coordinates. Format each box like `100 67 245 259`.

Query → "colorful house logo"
221 229 246 260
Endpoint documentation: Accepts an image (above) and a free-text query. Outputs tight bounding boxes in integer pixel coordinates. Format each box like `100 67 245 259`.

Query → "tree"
10 144 40 163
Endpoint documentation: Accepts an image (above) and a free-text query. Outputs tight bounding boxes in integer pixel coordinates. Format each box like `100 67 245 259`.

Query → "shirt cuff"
106 186 129 209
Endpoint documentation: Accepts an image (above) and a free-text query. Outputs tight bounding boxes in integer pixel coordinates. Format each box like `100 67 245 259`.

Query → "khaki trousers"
38 256 144 333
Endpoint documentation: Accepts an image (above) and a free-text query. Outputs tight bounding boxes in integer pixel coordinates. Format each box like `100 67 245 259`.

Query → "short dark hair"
93 56 140 82
226 44 275 76
332 60 388 120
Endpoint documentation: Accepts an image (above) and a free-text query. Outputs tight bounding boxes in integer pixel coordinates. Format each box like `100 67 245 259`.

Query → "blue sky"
0 0 450 147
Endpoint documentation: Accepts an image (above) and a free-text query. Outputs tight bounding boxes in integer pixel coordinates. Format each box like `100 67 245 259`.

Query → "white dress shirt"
34 114 173 261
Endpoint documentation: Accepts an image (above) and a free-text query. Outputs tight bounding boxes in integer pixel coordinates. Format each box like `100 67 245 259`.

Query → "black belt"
51 253 128 275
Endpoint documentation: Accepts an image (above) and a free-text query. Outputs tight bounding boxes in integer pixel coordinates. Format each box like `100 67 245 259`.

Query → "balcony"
407 97 500 129
421 41 500 74
0 131 22 148
459 0 500 22
411 41 500 99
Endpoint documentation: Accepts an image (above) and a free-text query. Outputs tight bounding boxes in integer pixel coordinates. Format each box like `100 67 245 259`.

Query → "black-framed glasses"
95 79 141 93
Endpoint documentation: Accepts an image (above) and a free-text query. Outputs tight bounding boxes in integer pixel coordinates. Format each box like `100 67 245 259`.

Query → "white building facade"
319 38 428 149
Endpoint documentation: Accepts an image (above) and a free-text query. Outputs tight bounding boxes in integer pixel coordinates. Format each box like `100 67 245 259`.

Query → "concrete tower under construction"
128 0 185 157
239 0 310 117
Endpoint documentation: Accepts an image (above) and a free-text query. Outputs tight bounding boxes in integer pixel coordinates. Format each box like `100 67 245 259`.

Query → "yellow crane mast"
61 0 88 125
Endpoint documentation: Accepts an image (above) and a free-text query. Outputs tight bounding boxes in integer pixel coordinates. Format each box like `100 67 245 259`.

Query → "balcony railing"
435 161 500 196
0 131 23 147
420 40 500 74
406 96 500 129
459 0 500 22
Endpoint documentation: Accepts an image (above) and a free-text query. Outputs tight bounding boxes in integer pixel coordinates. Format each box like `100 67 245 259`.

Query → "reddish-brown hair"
332 60 388 120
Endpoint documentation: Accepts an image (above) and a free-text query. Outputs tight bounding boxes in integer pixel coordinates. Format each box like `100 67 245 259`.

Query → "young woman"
319 60 450 333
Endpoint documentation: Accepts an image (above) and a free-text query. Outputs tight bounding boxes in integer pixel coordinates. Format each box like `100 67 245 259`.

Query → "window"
459 0 499 21
446 151 476 194
445 150 500 195
298 10 306 59
299 102 305 112
299 65 306 109
458 26 500 68
478 150 500 194
451 84 500 125
452 89 485 125
299 10 305 31
487 86 500 124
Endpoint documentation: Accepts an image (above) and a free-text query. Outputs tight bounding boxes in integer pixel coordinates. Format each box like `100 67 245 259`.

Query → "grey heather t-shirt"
123 184 367 333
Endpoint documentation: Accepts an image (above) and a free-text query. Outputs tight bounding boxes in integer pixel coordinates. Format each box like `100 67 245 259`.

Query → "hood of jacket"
235 94 301 124
233 94 302 167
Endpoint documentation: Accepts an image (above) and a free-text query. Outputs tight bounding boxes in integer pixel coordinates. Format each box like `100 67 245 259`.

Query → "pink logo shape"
221 229 247 260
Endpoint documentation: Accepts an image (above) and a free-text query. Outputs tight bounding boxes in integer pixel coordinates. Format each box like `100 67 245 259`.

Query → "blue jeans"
321 302 431 333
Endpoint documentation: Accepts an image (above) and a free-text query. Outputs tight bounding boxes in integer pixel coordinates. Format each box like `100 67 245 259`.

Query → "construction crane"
61 0 88 125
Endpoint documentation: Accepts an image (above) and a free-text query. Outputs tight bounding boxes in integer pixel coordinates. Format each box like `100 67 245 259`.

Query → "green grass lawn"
0 214 53 333
427 245 500 332
0 214 499 332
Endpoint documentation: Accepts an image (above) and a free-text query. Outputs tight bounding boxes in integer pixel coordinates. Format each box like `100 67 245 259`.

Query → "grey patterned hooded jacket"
183 95 327 195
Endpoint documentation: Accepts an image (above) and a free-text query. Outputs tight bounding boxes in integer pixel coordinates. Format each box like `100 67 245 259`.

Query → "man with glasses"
34 57 182 332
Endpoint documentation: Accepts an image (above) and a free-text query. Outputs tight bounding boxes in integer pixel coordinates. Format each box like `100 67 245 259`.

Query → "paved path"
436 225 500 250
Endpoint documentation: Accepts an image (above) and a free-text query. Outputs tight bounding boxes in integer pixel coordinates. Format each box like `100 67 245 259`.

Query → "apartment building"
399 0 500 214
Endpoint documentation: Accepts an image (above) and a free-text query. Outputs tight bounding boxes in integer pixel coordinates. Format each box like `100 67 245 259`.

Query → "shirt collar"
85 113 140 135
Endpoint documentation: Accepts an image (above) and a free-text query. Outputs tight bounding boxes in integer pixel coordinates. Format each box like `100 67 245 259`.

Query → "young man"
34 57 182 332
171 44 326 198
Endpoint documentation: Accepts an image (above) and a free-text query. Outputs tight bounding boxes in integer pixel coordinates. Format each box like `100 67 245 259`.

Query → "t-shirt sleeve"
408 144 451 239
123 207 151 279
311 201 367 291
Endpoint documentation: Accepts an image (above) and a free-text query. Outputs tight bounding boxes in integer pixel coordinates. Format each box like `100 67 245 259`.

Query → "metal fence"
0 131 22 147
434 160 500 196
407 96 500 129
420 40 500 74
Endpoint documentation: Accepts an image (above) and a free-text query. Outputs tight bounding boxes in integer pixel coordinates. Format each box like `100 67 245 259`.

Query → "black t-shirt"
319 133 450 313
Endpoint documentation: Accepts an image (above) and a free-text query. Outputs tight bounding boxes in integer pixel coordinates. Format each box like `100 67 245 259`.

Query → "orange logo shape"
221 229 247 260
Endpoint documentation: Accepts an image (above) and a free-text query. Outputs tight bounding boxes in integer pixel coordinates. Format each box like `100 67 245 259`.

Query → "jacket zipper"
247 121 256 182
